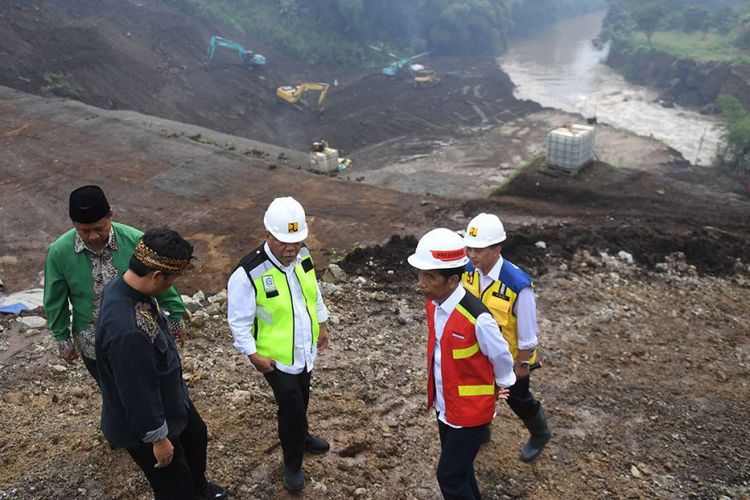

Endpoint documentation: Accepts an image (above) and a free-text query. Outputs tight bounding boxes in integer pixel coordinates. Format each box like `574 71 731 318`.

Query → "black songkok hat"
69 185 111 223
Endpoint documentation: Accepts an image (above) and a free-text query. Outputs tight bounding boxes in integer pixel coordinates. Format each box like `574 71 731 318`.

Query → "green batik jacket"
43 222 186 357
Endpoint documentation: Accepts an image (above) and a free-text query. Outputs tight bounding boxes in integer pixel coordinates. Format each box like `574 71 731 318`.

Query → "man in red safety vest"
408 228 516 499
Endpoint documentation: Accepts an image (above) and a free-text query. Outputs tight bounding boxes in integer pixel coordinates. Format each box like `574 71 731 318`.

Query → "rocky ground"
1 1 749 498
1 241 748 499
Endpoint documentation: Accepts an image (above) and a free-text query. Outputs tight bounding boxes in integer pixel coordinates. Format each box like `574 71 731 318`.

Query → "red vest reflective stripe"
426 297 496 427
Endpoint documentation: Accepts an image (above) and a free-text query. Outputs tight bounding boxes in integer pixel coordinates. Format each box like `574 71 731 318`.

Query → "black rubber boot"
520 407 551 462
305 435 330 454
197 482 228 499
283 465 305 491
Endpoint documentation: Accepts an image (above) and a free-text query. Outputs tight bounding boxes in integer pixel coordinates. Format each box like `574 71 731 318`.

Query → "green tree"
716 95 750 173
735 14 750 51
631 0 666 47
682 6 711 35
422 0 509 55
712 6 736 35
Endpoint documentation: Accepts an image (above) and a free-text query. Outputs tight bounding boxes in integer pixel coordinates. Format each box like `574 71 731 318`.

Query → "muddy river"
499 11 723 166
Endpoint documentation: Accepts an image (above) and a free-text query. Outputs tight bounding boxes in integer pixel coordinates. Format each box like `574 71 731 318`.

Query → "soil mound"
340 235 419 288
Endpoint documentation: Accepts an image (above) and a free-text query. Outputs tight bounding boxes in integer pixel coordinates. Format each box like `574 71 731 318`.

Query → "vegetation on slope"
599 0 750 64
163 0 605 64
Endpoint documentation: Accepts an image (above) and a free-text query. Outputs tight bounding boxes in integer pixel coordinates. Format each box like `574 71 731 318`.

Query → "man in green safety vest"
227 196 330 492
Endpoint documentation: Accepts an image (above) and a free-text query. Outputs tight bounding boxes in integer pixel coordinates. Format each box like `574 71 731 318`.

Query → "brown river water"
499 11 723 166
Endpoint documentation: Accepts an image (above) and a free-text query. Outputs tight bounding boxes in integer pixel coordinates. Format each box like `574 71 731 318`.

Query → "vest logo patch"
262 275 277 293
469 227 478 237
288 222 299 233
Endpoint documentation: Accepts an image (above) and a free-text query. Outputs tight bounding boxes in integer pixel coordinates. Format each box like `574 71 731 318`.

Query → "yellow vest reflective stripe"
458 385 496 396
242 246 320 365
462 266 537 364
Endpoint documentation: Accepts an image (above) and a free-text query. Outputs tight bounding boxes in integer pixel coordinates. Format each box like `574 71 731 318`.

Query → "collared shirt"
227 242 329 375
71 231 120 359
43 222 187 349
96 276 190 448
433 285 516 428
477 256 538 351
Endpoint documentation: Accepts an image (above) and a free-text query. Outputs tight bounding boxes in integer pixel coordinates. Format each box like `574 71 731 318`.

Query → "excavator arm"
316 83 329 109
276 82 330 110
208 36 266 66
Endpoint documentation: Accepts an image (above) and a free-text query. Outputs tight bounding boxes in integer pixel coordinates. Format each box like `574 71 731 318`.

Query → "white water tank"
309 148 339 173
546 124 596 174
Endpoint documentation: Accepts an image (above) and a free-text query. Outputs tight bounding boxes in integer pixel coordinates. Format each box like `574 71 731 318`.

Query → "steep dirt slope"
0 86 437 293
0 0 538 154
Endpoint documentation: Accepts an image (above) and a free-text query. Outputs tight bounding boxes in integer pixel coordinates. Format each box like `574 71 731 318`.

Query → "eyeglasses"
269 234 302 249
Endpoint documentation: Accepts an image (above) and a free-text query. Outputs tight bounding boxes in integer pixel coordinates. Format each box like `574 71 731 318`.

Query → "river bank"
499 11 725 166
606 41 750 113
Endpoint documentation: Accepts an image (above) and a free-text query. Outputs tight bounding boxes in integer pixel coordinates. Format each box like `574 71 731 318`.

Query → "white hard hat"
463 213 506 248
408 228 469 270
263 196 308 243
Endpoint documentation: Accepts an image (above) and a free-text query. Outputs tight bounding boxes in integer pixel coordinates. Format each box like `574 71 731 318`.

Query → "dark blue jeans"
437 420 488 499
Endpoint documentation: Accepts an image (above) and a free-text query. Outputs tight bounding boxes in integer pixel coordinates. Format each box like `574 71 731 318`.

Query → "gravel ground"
1 248 748 499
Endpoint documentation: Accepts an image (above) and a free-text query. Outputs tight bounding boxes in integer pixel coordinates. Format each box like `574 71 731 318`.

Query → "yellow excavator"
276 82 330 111
413 67 439 88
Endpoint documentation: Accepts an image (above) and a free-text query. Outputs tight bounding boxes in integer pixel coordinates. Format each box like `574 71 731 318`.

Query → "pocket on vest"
489 299 511 326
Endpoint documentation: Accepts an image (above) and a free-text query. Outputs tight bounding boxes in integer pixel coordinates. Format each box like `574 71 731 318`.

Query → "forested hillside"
597 0 750 171
164 0 605 63
599 0 750 57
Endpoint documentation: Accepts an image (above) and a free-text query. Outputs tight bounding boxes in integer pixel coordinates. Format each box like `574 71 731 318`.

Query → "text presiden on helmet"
409 227 516 499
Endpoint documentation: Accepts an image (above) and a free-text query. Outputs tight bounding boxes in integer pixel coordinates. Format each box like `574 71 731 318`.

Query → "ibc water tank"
546 124 596 174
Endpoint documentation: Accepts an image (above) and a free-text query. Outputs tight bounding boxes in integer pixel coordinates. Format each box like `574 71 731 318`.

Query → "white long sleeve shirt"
433 285 516 428
476 256 538 351
227 243 329 374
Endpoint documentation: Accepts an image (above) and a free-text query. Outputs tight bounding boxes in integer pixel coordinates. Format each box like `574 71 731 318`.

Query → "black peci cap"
69 185 111 223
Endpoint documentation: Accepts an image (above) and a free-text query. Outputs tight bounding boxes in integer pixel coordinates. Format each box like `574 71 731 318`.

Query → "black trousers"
127 401 208 500
437 420 487 500
82 356 100 386
263 368 311 472
505 375 541 421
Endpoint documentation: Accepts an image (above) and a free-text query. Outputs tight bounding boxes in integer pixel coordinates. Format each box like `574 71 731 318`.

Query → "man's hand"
495 386 510 401
249 353 276 373
170 319 188 348
153 437 174 468
58 342 78 364
514 362 530 379
318 324 330 350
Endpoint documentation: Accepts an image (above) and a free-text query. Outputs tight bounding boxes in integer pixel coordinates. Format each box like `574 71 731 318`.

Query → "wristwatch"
519 360 531 369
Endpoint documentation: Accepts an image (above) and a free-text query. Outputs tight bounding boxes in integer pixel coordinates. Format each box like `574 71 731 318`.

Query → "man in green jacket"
43 185 187 383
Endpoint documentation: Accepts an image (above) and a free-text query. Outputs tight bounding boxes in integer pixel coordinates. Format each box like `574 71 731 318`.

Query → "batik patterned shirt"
72 231 120 359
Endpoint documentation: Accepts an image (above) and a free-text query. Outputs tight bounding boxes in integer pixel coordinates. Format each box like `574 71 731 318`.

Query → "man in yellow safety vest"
462 213 551 462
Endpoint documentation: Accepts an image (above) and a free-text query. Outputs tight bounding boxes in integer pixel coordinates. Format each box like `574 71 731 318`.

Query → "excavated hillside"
0 0 534 154
0 1 749 499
